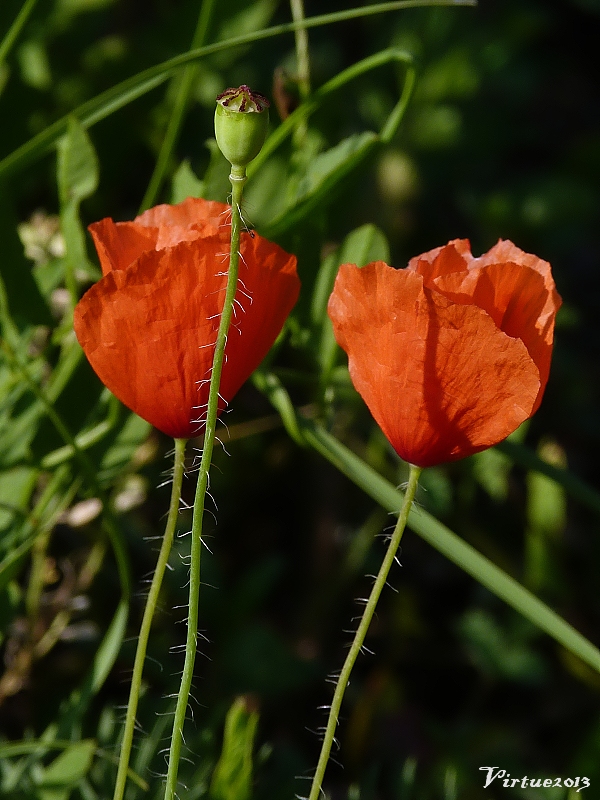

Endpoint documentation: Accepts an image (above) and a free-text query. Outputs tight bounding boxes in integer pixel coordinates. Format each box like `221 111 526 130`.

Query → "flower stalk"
163 86 267 799
113 437 187 800
163 167 246 800
307 463 422 800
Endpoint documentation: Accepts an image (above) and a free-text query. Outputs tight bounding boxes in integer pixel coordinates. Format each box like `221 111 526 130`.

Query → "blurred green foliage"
2 1 600 799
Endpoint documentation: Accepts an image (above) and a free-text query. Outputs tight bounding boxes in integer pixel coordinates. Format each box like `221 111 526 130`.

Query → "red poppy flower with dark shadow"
74 197 300 439
327 239 561 468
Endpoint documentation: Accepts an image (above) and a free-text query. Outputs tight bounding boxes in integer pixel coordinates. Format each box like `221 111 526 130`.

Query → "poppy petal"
88 219 159 275
432 262 557 404
135 196 229 249
407 238 472 282
473 239 561 346
87 197 232 275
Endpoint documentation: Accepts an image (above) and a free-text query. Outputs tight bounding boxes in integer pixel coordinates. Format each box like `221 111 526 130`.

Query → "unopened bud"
214 85 269 168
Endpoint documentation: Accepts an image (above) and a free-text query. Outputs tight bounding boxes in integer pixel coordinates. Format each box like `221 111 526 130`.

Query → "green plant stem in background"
290 0 311 147
291 0 311 100
0 0 40 66
140 0 216 212
113 438 187 800
307 463 422 800
163 166 246 800
0 0 475 181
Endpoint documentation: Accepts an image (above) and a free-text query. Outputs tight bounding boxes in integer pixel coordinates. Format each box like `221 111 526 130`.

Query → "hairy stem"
163 167 246 800
307 462 422 800
113 437 187 800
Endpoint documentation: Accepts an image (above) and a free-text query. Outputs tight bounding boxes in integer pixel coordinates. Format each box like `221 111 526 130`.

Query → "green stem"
307 463 422 800
0 0 40 66
291 0 310 98
290 0 310 147
163 166 246 800
113 438 187 800
139 0 216 212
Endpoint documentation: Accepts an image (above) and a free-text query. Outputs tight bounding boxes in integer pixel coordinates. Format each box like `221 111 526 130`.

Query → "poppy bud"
214 85 270 168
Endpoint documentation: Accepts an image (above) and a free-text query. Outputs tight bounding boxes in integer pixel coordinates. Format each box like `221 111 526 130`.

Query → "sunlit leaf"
57 117 99 205
35 740 96 800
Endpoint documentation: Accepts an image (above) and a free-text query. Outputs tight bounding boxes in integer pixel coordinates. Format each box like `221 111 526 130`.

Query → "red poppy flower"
74 197 300 439
327 239 561 468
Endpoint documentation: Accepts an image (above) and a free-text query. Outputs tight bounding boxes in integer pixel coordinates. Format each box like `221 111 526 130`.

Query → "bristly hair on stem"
162 165 248 800
112 437 187 800
306 463 422 800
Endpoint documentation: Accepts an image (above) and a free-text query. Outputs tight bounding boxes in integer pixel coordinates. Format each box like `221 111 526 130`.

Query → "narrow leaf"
210 697 259 800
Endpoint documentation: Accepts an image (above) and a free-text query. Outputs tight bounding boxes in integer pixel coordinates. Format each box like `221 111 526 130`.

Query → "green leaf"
310 224 390 378
241 155 289 228
0 0 41 67
0 468 78 593
297 131 378 203
262 132 378 237
0 581 20 648
0 358 47 469
472 446 512 502
459 609 547 683
0 465 38 534
339 223 391 267
527 442 567 537
209 697 259 800
0 338 85 471
217 0 278 42
53 597 129 739
18 39 52 90
56 117 99 294
524 440 568 592
35 740 95 800
498 438 600 518
98 412 152 484
311 223 390 326
171 159 205 204
57 117 99 205
0 5 423 181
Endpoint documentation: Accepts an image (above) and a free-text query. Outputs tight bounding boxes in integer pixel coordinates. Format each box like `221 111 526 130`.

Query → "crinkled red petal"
87 197 231 275
74 231 299 439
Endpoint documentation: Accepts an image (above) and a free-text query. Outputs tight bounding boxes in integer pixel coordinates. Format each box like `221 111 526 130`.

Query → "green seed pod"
214 85 270 168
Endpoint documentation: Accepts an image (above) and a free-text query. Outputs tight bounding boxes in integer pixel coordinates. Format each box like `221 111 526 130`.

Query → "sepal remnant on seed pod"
215 85 270 168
